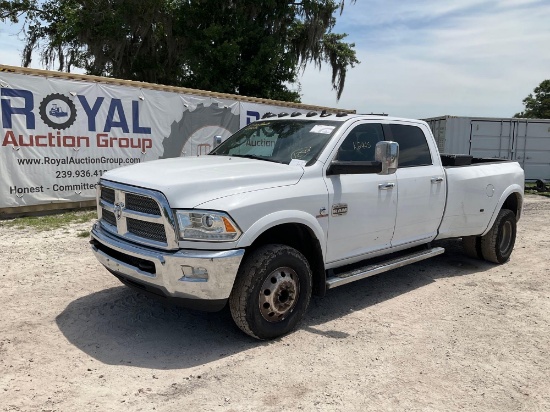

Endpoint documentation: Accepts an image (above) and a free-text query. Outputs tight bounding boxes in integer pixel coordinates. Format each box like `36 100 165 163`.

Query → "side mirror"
375 141 399 175
214 135 223 146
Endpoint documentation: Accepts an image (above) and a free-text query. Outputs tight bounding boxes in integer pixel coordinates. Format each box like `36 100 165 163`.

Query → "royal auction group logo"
1 87 154 151
39 93 77 130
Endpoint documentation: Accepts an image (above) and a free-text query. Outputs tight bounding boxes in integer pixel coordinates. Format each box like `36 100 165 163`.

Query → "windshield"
209 119 341 165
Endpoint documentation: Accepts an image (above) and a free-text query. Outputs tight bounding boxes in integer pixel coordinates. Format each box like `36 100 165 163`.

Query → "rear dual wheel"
462 209 517 264
480 209 516 264
462 235 482 259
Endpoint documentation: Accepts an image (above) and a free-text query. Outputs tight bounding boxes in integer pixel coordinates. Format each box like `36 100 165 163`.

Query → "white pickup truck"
90 113 524 339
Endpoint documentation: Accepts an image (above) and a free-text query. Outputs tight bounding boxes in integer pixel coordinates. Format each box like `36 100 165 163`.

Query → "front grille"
101 187 115 204
98 182 176 248
102 209 116 226
125 193 161 215
127 218 167 243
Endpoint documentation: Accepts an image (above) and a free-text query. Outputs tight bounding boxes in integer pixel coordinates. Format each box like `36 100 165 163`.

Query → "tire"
480 209 517 264
229 244 312 340
462 235 482 259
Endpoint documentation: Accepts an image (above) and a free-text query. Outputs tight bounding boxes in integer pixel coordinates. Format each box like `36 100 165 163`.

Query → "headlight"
175 210 241 242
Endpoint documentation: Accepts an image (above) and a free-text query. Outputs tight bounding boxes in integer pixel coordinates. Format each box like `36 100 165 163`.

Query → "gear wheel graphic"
161 102 240 159
39 93 77 130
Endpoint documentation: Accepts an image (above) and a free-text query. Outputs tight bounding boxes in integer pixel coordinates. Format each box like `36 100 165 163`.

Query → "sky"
1 0 549 119
300 0 550 118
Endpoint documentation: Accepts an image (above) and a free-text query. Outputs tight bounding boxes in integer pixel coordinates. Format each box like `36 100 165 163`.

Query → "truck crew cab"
90 114 524 339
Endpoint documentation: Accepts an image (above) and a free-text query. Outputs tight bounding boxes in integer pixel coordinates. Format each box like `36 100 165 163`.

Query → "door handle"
431 177 444 184
378 183 395 190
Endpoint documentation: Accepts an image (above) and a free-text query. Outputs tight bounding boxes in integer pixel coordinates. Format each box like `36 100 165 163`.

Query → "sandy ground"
1 195 549 412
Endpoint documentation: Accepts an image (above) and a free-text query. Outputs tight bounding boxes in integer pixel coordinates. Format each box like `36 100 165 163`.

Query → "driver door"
324 122 398 264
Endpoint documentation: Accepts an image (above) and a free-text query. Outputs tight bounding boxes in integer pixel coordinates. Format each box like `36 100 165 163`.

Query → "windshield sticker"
289 159 307 167
310 125 335 134
291 147 312 159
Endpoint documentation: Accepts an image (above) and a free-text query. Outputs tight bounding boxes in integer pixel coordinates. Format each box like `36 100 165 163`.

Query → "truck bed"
436 160 524 240
440 154 512 167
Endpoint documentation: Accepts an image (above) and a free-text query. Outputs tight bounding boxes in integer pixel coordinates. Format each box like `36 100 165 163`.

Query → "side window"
388 124 432 167
336 123 384 162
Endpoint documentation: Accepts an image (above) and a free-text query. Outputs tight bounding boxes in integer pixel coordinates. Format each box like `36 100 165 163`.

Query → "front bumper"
90 222 245 311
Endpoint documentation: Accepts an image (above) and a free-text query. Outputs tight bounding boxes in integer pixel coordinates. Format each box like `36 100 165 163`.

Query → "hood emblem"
114 202 125 220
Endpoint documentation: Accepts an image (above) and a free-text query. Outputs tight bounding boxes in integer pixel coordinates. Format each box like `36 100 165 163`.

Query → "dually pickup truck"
90 113 524 339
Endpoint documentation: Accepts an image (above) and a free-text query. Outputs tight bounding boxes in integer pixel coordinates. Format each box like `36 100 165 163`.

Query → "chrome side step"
325 247 445 289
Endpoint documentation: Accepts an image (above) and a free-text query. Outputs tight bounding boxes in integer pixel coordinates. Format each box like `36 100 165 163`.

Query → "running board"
325 247 445 289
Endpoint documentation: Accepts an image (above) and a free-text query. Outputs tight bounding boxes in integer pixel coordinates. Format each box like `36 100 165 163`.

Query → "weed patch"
1 210 96 231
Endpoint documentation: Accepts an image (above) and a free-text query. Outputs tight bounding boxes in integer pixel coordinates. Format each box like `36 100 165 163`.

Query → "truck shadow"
56 239 493 369
302 239 490 338
56 287 258 370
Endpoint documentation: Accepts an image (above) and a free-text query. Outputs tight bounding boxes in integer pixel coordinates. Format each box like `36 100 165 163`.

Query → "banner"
0 71 312 208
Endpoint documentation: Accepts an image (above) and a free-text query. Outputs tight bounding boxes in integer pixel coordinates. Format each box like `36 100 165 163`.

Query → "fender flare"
480 184 523 236
236 210 327 259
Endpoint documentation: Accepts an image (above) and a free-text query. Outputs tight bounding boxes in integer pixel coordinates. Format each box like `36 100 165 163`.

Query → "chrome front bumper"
90 222 245 311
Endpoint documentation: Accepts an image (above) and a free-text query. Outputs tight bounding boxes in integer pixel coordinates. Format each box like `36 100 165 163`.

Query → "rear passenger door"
386 122 446 247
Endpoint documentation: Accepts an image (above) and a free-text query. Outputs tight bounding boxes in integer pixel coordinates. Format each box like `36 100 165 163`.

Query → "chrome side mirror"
375 141 399 175
214 135 222 146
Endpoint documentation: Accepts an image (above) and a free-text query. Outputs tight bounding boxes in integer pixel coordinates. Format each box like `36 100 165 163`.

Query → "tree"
514 79 550 119
1 0 359 102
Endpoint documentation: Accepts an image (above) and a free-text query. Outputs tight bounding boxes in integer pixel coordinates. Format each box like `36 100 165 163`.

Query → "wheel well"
247 223 326 296
502 192 521 219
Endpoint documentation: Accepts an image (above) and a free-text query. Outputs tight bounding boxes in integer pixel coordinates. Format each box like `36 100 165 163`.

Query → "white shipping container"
424 116 550 180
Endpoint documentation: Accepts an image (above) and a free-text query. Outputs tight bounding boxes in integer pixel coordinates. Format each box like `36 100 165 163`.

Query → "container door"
469 120 514 159
513 121 550 180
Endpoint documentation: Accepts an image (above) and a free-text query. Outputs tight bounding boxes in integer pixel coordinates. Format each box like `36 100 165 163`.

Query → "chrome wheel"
498 220 513 255
259 267 300 322
229 244 312 339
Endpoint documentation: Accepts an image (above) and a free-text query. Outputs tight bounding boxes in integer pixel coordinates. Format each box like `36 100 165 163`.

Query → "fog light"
179 265 209 281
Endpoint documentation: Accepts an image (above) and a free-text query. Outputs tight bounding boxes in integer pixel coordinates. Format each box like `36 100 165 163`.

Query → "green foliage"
514 79 550 119
1 0 360 102
525 183 550 198
0 210 96 231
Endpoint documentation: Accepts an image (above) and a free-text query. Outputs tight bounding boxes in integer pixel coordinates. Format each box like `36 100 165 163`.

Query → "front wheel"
229 244 312 340
480 209 517 264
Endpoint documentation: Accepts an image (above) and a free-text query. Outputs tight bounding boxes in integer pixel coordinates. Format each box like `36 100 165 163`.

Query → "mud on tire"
229 244 312 340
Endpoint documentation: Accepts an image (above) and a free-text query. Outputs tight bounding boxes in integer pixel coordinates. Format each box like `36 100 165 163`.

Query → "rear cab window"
386 124 432 167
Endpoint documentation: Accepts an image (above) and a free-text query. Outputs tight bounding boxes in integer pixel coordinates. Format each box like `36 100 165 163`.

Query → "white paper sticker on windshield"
310 125 335 134
289 159 307 167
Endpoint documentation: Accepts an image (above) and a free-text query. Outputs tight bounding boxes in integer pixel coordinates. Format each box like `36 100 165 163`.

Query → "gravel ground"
1 195 549 411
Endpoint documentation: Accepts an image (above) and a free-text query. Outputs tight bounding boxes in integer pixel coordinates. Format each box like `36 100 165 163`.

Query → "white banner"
0 71 311 208
240 102 309 126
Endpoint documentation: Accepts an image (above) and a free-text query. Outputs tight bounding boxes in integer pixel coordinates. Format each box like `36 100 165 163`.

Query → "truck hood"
102 156 304 208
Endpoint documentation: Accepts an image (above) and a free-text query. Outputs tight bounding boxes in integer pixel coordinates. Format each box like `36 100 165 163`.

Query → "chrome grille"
101 187 115 204
125 193 161 215
102 209 116 226
127 218 167 242
97 180 178 249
